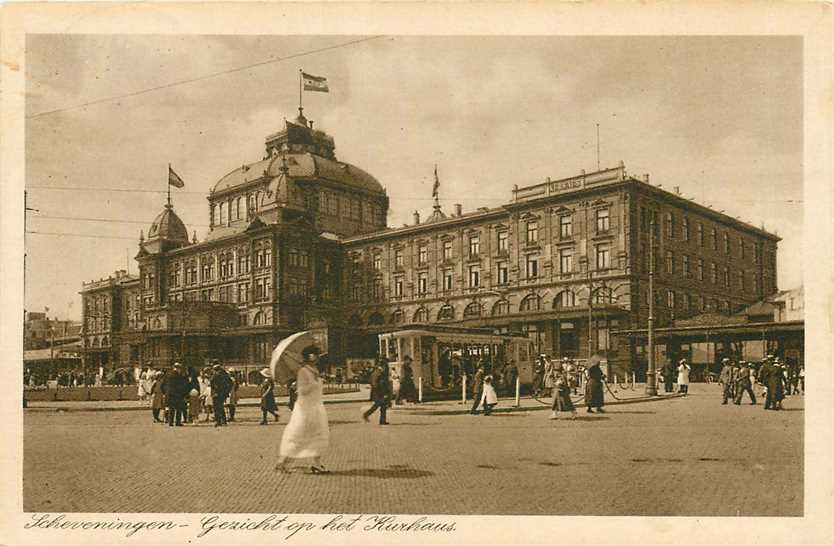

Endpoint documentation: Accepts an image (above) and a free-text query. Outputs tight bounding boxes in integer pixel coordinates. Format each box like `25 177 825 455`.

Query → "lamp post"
646 217 658 396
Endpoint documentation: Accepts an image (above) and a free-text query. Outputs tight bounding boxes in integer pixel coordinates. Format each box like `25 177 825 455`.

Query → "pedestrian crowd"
717 354 803 410
145 362 293 427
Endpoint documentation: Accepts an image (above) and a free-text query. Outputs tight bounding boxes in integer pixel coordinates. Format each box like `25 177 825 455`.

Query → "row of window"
641 249 761 293
354 288 613 325
210 193 263 227
655 289 737 315
640 207 763 263
319 190 385 224
162 245 315 289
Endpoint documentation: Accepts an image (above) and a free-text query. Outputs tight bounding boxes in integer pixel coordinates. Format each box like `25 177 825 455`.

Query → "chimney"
454 204 462 216
674 186 681 195
413 211 420 225
643 174 650 184
309 121 314 130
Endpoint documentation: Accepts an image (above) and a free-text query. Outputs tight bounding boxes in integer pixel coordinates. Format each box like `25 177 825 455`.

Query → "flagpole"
167 163 171 207
298 69 303 117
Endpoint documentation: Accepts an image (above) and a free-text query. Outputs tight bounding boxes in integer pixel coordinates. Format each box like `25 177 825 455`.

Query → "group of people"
436 350 520 394
658 359 692 394
147 362 240 427
718 354 801 410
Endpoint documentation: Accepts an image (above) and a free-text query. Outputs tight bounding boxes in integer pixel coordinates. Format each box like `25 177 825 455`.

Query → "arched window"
210 205 216 226
463 302 482 318
554 290 576 309
391 309 404 324
219 202 226 224
102 336 109 346
594 287 614 305
437 304 455 321
253 311 263 325
348 314 363 327
492 299 510 316
235 197 242 220
520 294 541 312
413 307 428 323
368 312 384 326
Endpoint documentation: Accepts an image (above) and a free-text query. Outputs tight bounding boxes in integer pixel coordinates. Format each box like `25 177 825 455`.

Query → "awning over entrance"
612 320 804 342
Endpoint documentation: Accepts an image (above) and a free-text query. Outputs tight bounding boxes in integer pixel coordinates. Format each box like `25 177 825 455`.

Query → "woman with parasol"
271 332 330 474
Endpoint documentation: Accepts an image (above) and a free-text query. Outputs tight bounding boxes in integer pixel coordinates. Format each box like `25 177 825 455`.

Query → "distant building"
78 109 781 382
23 311 80 351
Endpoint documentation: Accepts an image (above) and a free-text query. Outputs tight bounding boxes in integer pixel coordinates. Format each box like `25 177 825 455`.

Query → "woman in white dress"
677 359 691 394
274 345 330 474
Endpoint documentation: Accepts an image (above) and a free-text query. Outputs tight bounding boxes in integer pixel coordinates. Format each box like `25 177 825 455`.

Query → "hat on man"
228 367 236 372
173 362 182 368
259 367 272 378
722 358 730 363
212 363 222 370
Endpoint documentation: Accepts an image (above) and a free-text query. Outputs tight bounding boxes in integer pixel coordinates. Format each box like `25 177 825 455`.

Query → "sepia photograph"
3 3 833 546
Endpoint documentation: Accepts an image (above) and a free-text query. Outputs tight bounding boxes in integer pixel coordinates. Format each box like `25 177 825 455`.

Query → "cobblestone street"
23 383 803 516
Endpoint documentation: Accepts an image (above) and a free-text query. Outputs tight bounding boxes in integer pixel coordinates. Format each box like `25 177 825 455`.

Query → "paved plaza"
23 383 803 516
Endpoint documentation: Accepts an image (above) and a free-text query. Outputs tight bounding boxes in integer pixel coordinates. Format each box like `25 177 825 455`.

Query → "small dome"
147 204 189 242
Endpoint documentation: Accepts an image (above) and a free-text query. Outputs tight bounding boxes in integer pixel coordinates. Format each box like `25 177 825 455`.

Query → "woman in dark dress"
584 357 606 414
260 369 279 424
767 359 786 410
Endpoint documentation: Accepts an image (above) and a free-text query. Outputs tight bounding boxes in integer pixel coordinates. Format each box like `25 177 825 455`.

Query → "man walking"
210 363 232 426
734 361 757 405
662 360 675 393
719 358 734 405
363 358 391 425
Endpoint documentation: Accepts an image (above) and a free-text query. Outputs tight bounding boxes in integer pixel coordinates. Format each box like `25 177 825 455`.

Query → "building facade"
80 111 780 380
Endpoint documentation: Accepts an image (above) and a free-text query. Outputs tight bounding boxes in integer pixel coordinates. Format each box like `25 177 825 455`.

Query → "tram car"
378 325 534 398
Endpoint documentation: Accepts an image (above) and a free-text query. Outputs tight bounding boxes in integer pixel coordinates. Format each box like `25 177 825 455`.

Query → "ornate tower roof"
147 203 189 242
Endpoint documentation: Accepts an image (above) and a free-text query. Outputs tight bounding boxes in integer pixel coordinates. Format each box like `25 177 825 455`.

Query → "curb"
24 396 369 413
400 393 685 415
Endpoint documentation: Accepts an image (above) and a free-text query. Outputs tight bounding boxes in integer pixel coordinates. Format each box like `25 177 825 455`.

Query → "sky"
24 35 803 321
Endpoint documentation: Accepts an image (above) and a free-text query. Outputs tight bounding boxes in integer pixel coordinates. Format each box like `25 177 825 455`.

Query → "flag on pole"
302 72 329 93
432 165 440 199
168 165 185 188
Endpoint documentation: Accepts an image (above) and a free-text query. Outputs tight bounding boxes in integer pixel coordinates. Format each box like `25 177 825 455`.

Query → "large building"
80 110 780 380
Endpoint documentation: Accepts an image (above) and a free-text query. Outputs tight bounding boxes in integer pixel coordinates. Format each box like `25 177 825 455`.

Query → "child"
480 375 498 415
188 386 201 424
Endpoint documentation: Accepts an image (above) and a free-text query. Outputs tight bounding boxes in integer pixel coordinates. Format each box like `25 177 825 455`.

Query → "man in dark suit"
363 358 391 425
162 362 189 427
210 363 232 426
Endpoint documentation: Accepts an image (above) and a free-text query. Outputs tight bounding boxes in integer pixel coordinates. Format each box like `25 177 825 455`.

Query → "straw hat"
259 368 272 378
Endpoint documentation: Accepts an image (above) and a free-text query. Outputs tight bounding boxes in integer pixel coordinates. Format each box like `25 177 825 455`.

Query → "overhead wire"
26 35 386 120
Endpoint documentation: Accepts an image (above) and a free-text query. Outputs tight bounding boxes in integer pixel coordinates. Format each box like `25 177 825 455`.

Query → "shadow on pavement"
326 466 434 479
607 410 656 415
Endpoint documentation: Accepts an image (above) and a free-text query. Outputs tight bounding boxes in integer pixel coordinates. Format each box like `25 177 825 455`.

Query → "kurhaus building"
80 110 779 380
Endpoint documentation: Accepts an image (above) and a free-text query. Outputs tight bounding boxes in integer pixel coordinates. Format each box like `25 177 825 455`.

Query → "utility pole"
587 267 594 360
646 216 658 396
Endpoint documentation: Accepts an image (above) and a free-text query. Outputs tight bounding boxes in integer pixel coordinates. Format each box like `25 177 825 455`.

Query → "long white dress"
279 365 330 461
677 364 690 386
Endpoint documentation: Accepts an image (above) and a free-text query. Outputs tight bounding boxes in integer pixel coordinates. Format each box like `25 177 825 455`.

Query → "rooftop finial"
139 229 144 242
432 164 441 211
192 231 197 244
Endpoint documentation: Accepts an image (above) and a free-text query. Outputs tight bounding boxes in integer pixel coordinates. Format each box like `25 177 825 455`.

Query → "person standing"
287 380 298 411
480 374 499 416
469 363 486 415
363 358 391 425
259 369 279 425
389 364 402 405
677 359 691 394
275 345 330 474
719 359 734 405
550 361 577 420
767 359 786 410
186 367 202 424
163 363 189 427
662 360 675 393
210 363 232 427
397 356 418 404
734 361 757 405
759 357 774 409
226 368 239 422
150 371 164 423
584 358 605 413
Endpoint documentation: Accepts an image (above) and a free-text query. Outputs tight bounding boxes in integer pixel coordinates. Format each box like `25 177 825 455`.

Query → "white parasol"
269 330 317 384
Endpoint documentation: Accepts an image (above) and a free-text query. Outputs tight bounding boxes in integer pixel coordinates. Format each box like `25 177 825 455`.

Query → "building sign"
550 178 583 194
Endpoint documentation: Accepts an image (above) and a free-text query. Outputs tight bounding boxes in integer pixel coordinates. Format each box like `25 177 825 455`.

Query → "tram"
378 325 534 397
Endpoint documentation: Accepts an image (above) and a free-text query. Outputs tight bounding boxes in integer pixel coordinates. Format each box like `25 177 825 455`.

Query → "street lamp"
645 217 658 396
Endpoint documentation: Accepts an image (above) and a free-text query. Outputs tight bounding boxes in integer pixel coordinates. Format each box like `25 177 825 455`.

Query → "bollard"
632 372 636 386
515 376 521 407
418 376 423 403
462 374 467 404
